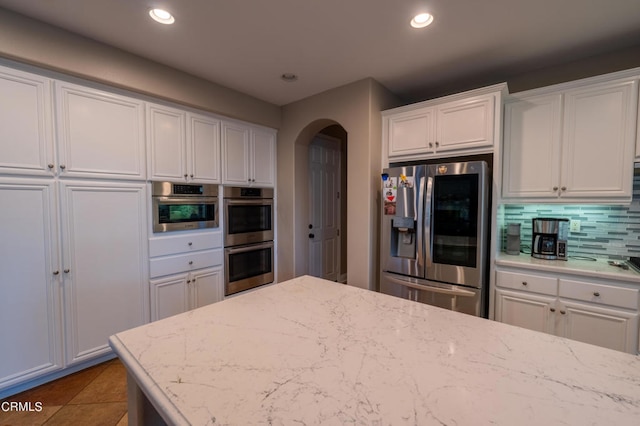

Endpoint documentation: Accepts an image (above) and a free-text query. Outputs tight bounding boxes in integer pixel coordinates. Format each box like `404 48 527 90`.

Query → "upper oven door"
152 196 218 233
224 198 274 246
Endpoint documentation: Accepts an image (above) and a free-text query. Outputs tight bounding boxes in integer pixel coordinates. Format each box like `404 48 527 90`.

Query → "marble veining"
110 275 640 425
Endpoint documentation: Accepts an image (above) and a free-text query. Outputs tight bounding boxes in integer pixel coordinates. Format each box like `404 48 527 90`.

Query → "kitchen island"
109 275 640 425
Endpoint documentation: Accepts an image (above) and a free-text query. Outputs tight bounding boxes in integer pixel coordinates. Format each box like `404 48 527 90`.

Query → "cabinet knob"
553 186 559 191
63 269 70 273
184 174 188 179
561 186 567 191
48 164 54 169
550 307 556 312
187 279 191 284
428 142 433 148
189 261 193 265
53 270 60 275
435 141 439 147
522 281 528 286
560 310 566 315
190 174 194 178
593 292 600 297
188 242 193 246
192 278 196 283
60 164 66 170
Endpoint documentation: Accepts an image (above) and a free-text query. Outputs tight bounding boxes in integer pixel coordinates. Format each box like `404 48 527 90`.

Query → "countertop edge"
495 253 640 284
108 334 190 426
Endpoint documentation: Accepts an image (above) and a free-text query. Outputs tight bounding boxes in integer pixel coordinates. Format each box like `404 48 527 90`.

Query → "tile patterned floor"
0 359 127 426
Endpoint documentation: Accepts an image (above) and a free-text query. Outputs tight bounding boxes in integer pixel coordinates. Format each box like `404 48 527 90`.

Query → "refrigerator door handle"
416 176 425 270
424 175 434 267
386 275 477 298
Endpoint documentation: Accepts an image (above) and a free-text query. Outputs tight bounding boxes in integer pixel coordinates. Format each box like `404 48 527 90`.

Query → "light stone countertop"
496 252 640 284
110 275 640 425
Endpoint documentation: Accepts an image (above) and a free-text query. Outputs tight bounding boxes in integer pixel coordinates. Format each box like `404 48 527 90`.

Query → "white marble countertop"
110 275 640 425
496 252 640 284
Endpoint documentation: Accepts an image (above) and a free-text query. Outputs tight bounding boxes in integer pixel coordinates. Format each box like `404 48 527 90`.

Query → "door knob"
308 233 315 238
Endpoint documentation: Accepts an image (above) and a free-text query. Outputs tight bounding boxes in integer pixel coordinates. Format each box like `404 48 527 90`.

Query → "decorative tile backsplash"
501 176 640 260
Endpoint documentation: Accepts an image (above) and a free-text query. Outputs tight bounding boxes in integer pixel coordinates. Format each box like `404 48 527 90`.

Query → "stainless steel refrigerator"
380 160 490 317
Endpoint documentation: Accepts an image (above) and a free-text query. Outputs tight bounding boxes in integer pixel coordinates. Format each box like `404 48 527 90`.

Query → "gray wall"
0 7 280 128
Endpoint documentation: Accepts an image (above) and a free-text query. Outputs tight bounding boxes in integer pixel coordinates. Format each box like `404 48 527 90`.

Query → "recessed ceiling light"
281 73 298 82
411 13 434 29
149 8 175 25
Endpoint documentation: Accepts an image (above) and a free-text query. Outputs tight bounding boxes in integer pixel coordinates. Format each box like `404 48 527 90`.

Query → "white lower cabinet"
0 179 148 395
60 181 148 365
495 269 639 354
149 231 224 321
0 179 63 390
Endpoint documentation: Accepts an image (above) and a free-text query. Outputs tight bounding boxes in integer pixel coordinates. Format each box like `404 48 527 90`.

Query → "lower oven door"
381 273 484 317
225 241 274 296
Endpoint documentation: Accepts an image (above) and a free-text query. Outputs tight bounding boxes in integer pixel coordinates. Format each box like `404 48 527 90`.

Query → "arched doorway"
293 121 348 282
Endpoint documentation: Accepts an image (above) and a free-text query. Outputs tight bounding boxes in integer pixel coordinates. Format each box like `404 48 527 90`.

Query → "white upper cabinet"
384 87 503 161
222 120 276 187
503 77 638 203
0 65 55 177
55 81 145 180
188 113 221 183
147 105 221 183
147 103 186 181
503 94 563 198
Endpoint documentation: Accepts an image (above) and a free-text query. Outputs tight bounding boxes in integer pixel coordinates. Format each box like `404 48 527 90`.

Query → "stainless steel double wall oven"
223 187 274 295
380 160 490 317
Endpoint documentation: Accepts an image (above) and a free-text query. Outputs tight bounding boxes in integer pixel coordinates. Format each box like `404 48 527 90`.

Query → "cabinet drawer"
496 270 557 296
559 279 639 310
149 248 223 278
149 232 223 258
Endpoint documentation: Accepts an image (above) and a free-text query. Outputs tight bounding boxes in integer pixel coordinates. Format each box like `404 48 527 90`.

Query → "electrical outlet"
570 220 581 232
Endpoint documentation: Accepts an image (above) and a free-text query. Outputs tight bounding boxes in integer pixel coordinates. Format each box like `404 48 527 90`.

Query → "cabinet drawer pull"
593 292 600 297
188 261 193 265
521 281 528 286
188 242 193 246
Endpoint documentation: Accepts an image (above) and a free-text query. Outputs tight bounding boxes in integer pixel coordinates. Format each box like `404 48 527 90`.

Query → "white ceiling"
1 0 640 106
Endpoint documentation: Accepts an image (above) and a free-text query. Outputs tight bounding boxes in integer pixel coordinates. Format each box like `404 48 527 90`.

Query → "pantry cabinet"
222 121 276 187
495 268 639 353
60 181 148 365
383 87 502 160
0 179 63 390
147 104 221 183
503 77 638 203
55 81 146 180
0 65 55 177
149 231 224 321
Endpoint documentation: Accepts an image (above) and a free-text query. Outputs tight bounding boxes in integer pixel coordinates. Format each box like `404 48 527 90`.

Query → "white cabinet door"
0 66 55 177
188 113 221 183
559 300 639 354
251 128 276 187
0 180 63 390
222 121 251 185
435 94 494 153
60 181 148 365
495 288 555 334
147 104 186 181
55 82 145 180
191 267 224 309
386 108 435 157
150 273 189 322
561 80 637 200
502 94 563 198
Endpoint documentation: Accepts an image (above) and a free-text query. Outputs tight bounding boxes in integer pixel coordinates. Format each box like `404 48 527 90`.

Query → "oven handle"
225 241 274 255
154 196 218 204
224 198 273 206
385 275 477 298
